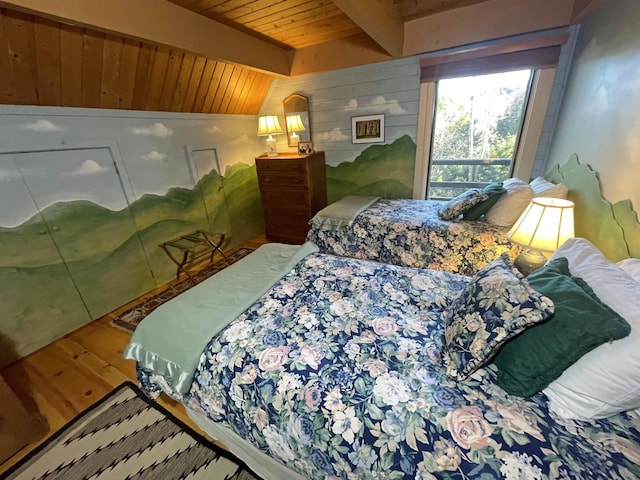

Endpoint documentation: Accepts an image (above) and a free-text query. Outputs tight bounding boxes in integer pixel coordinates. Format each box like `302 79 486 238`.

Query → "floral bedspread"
138 254 640 480
306 199 521 276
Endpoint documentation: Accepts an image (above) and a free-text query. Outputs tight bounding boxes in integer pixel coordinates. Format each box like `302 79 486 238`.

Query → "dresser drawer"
255 152 326 244
265 220 311 244
260 188 310 206
256 158 307 173
258 171 308 188
262 205 312 223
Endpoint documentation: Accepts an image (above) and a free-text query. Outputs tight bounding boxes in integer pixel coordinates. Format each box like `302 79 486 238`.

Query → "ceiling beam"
571 0 607 24
404 0 574 57
289 33 392 77
0 0 291 76
331 0 404 57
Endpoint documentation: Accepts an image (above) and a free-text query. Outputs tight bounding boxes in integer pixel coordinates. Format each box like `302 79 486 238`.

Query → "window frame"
413 68 556 199
412 29 569 199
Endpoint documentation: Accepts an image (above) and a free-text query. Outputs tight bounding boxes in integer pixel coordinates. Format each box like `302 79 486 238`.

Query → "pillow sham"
485 178 534 227
438 188 488 221
493 257 630 397
617 258 640 283
543 238 640 420
529 177 569 199
462 182 507 220
442 254 554 381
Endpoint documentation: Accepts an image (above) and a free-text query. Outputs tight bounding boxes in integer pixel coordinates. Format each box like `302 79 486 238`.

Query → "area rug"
111 248 254 333
0 382 261 480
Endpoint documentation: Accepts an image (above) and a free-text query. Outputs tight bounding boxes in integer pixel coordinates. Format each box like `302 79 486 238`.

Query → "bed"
125 239 640 480
124 156 640 479
305 197 519 276
305 177 570 276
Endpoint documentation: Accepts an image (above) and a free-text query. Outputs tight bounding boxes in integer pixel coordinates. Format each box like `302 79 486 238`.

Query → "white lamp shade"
507 197 575 252
257 115 283 136
286 114 306 133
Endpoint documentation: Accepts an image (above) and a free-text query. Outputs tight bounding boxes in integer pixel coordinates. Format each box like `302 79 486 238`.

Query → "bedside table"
255 152 327 244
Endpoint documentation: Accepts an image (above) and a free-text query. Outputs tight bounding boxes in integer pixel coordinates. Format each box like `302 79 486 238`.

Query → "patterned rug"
0 382 261 480
111 248 254 333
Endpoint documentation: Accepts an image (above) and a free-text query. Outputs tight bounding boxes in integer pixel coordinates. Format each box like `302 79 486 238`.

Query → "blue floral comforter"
306 199 521 276
138 254 640 480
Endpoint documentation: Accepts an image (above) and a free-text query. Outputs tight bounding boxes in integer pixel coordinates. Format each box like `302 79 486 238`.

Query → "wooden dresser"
255 152 327 244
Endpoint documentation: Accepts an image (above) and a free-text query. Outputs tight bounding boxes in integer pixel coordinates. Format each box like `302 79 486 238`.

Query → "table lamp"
257 115 283 157
286 114 306 146
507 197 575 275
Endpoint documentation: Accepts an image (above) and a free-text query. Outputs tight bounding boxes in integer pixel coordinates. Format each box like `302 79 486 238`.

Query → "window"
428 70 532 199
412 30 570 200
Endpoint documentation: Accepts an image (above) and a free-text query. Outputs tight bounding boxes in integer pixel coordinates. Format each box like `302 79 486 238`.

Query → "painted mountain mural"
0 162 263 366
326 134 416 203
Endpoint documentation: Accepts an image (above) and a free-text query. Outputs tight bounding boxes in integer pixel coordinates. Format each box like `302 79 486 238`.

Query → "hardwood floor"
0 235 267 475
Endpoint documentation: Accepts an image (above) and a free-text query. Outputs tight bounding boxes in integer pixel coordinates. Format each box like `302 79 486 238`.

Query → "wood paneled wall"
0 8 273 114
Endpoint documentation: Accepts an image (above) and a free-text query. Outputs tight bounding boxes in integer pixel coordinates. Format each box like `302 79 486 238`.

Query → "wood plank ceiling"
0 0 602 114
0 8 273 114
168 0 364 49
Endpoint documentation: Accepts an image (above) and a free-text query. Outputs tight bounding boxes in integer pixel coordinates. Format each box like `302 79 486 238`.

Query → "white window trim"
413 67 557 199
511 68 556 180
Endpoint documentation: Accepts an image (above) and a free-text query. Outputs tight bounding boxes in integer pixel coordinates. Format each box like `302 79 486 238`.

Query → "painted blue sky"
0 113 261 227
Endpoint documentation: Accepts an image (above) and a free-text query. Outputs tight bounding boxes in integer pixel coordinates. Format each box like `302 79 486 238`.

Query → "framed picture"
351 114 385 144
298 141 314 155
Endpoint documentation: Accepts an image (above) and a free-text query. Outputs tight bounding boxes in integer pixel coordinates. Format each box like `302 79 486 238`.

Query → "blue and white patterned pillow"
442 254 555 381
438 188 489 220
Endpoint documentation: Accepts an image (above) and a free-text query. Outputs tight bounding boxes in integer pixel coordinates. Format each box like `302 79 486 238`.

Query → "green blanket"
310 195 380 230
123 242 319 394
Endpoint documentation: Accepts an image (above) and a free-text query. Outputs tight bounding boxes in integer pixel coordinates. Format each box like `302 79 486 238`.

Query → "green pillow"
493 257 631 397
463 182 506 220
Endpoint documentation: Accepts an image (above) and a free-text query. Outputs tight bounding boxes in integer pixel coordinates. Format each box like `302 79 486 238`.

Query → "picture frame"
298 141 314 155
351 114 385 144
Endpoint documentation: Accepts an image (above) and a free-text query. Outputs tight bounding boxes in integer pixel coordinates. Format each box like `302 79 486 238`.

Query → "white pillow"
484 178 534 227
618 258 640 283
529 177 569 199
542 238 640 420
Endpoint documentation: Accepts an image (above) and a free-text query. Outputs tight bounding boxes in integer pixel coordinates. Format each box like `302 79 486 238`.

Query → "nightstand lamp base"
266 136 278 157
513 249 547 276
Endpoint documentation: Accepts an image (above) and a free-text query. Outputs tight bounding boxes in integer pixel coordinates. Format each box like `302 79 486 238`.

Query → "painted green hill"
222 163 264 244
326 134 416 203
0 163 260 268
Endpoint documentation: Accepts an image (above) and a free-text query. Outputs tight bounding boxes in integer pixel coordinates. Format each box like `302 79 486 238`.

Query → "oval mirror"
283 93 311 147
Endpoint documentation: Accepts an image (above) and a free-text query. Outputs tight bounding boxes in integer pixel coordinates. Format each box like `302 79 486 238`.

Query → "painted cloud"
345 95 407 115
229 133 251 145
0 168 21 182
66 159 108 176
315 127 349 142
19 119 66 132
142 151 167 162
130 122 174 137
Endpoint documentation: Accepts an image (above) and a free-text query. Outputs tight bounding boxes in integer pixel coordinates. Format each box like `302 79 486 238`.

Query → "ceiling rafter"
331 0 404 57
0 0 608 112
0 0 292 76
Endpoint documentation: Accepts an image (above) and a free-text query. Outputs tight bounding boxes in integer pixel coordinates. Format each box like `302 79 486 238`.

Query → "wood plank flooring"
0 235 267 475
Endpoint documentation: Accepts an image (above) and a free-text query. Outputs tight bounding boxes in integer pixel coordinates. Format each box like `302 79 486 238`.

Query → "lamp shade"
286 114 306 133
507 197 575 252
257 115 283 136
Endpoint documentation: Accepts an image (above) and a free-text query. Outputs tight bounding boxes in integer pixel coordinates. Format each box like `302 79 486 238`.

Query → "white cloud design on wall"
130 122 174 137
66 160 108 176
142 151 167 162
229 133 251 145
19 119 66 132
208 125 223 133
0 169 21 182
315 127 349 142
344 95 407 115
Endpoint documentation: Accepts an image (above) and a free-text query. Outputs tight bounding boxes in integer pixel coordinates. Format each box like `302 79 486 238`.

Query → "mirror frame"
283 93 311 147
